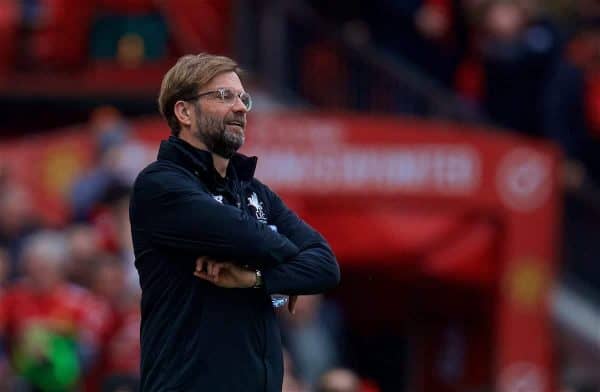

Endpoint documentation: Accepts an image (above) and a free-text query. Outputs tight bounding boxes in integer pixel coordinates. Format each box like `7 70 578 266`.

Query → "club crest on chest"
247 192 267 223
212 195 224 204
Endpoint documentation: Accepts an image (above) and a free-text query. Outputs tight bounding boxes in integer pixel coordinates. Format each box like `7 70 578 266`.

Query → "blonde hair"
158 53 242 135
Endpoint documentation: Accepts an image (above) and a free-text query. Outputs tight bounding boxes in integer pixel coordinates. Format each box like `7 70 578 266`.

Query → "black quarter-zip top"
129 135 340 391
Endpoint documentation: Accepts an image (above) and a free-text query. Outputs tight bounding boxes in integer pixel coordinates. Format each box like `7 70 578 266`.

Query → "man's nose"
232 95 248 113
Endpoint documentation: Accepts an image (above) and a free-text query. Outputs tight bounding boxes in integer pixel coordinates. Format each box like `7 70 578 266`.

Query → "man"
129 53 340 391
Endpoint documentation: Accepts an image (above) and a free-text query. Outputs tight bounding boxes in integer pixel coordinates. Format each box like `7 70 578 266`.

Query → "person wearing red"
0 231 113 391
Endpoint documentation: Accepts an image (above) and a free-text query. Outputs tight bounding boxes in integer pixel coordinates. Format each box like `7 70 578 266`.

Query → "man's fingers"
209 262 222 279
195 259 226 282
196 257 221 274
196 257 208 273
288 295 298 314
194 270 213 282
214 263 223 278
195 257 217 282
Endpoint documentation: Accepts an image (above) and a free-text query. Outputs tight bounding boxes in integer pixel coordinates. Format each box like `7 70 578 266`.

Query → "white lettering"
253 146 480 195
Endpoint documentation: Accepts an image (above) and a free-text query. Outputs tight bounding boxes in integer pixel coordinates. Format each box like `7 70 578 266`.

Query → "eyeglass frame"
182 87 253 111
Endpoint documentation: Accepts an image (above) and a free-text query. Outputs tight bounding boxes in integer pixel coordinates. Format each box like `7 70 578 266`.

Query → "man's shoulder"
131 160 205 203
134 160 195 188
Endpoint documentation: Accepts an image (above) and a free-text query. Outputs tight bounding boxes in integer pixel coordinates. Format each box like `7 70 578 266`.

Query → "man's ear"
174 101 192 128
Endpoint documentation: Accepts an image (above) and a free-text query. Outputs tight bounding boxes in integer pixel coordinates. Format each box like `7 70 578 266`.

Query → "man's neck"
178 131 229 178
211 154 229 178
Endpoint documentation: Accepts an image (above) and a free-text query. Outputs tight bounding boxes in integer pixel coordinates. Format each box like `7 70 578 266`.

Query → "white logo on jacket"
213 195 224 204
247 192 267 223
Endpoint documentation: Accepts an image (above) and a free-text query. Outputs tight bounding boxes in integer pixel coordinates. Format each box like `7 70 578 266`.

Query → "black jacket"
129 136 340 391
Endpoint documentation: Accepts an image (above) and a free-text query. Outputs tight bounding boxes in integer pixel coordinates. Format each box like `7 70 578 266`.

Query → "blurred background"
0 0 599 391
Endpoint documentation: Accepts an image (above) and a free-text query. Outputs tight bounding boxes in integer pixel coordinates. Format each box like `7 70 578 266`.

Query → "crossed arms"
130 166 340 296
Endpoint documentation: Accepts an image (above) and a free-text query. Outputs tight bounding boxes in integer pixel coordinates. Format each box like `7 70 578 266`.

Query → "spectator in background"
100 281 141 391
90 181 138 288
279 295 344 388
65 224 103 287
543 27 600 187
84 255 128 392
456 0 560 136
0 231 113 391
68 182 139 390
543 26 600 293
70 106 129 221
70 106 151 221
0 184 39 279
363 0 468 87
90 256 127 309
297 0 468 112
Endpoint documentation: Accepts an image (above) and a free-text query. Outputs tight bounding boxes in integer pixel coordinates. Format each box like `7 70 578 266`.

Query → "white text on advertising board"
253 146 481 195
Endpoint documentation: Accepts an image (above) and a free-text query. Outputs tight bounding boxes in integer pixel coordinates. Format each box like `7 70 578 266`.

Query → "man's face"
191 71 249 159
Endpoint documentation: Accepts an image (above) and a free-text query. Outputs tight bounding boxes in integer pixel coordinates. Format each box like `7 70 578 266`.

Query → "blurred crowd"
0 108 144 391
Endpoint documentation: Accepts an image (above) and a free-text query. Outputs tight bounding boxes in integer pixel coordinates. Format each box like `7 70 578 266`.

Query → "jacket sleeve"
130 166 299 266
260 185 340 295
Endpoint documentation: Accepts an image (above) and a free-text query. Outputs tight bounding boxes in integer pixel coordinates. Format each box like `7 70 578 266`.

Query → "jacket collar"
157 136 257 182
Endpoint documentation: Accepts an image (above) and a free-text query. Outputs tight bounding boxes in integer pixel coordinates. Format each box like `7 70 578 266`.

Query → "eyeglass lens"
220 89 252 110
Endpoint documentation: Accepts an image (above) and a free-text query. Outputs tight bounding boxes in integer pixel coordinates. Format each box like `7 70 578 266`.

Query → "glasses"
183 88 252 111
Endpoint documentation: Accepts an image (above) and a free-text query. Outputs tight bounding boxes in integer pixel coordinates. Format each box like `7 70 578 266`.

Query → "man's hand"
194 257 256 288
194 257 299 314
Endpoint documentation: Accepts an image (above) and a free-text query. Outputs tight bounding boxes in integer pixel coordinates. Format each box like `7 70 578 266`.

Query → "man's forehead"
203 71 245 91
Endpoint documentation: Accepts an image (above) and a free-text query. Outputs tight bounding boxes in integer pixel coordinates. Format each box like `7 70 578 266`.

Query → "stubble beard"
194 108 245 159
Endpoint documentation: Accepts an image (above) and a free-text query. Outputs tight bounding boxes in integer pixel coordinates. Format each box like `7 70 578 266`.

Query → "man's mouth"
226 120 245 129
